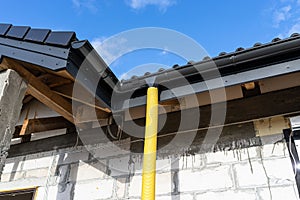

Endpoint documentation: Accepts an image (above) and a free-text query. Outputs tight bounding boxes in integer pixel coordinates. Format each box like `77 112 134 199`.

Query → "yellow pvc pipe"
141 87 158 200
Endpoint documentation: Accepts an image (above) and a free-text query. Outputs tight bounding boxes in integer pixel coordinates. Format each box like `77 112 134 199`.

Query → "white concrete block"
196 190 256 200
178 165 233 192
233 161 268 188
156 172 172 195
69 161 106 182
260 143 288 159
209 146 260 163
57 151 90 165
178 154 206 169
132 156 172 174
0 177 45 191
115 178 126 198
238 147 259 161
25 168 49 179
0 171 25 182
129 172 173 197
257 185 299 200
3 156 25 173
74 179 114 200
156 158 172 172
128 175 142 197
109 155 130 177
22 156 53 171
263 157 296 185
206 150 238 164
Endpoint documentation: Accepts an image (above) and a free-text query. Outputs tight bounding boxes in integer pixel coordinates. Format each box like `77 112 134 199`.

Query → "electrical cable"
288 131 298 177
107 115 122 140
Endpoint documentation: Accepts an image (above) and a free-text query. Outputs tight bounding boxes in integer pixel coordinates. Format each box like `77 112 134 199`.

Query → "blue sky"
1 0 300 77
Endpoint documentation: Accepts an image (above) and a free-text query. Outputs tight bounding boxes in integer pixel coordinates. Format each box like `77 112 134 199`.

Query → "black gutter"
67 40 118 107
119 34 300 92
111 34 300 110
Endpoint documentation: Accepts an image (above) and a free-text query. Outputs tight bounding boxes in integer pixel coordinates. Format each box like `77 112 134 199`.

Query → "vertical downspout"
141 87 158 200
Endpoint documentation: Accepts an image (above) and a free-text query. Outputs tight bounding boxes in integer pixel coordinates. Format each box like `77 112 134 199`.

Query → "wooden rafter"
19 107 30 136
14 116 73 137
0 58 74 123
37 73 72 88
52 83 111 113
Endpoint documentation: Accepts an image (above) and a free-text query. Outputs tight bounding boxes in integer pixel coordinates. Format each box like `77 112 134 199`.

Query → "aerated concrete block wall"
0 137 298 200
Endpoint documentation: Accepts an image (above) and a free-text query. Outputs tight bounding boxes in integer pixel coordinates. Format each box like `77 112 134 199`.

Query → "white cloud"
279 21 300 37
91 37 130 65
127 0 176 11
287 21 300 34
273 5 292 27
72 0 98 13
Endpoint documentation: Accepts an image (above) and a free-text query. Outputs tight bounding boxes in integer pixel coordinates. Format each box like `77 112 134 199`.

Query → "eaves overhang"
1 23 300 112
0 24 118 108
113 34 300 110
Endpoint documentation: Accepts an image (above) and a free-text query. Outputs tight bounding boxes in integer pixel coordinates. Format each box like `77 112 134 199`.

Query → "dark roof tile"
291 33 300 37
187 60 195 64
235 47 245 52
0 24 12 36
271 38 281 43
172 64 180 68
45 31 76 47
202 56 211 61
253 42 262 47
6 26 30 39
24 28 51 43
130 75 138 80
218 52 227 56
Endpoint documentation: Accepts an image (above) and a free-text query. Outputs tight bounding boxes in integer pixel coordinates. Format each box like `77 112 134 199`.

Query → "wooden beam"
19 107 30 136
8 86 300 157
22 95 34 104
75 105 110 123
8 132 82 157
52 83 111 113
0 58 74 123
105 85 300 140
27 85 74 123
56 69 75 81
37 73 72 88
254 116 289 137
14 117 73 136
